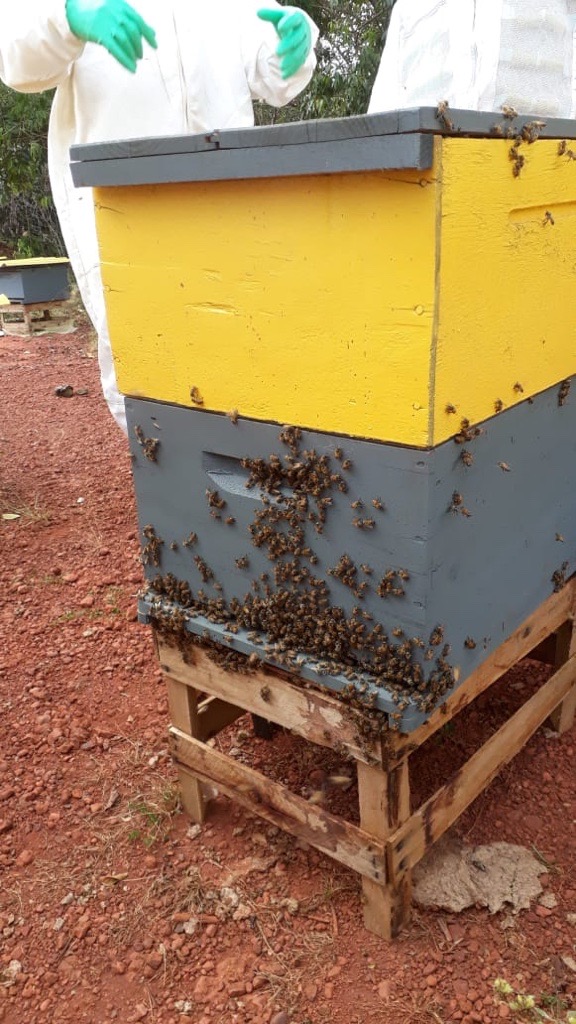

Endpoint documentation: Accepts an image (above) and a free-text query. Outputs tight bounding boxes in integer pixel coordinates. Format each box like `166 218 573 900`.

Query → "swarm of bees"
141 423 462 732
141 524 163 567
134 425 160 463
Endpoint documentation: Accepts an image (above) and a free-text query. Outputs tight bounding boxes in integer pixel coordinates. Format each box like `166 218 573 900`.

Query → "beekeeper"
369 0 576 119
0 1 318 431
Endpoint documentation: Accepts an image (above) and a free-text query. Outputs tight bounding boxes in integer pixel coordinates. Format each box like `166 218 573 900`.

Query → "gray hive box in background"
0 258 70 304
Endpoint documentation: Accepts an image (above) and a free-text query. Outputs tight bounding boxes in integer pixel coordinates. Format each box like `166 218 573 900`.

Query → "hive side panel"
95 167 438 447
427 377 576 671
433 137 576 443
126 400 440 725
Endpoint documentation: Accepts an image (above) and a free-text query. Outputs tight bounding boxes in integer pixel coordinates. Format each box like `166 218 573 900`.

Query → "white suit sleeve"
240 2 319 107
0 0 85 93
368 3 403 114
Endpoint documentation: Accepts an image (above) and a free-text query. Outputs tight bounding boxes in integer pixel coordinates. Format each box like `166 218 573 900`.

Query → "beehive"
72 108 576 731
0 258 70 304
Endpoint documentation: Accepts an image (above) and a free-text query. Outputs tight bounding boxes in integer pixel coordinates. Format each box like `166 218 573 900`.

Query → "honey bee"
558 139 567 156
558 380 571 407
494 399 504 413
436 100 454 131
543 211 555 227
460 450 474 467
342 459 353 471
513 382 524 394
227 409 239 424
464 637 476 649
225 517 236 525
351 499 363 510
497 462 511 472
371 498 385 511
501 104 518 119
190 386 204 406
445 403 457 415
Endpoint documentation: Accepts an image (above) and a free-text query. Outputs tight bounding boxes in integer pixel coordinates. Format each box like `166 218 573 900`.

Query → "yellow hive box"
72 109 576 447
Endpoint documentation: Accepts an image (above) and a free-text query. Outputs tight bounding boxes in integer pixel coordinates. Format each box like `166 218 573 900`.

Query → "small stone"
270 1014 289 1024
16 849 34 867
146 952 163 970
324 983 334 999
186 825 202 840
498 1005 511 1019
535 905 553 918
426 975 438 988
228 983 246 998
304 982 318 1001
205 924 218 938
79 596 94 608
377 980 390 1002
61 893 74 906
538 892 558 910
566 913 576 925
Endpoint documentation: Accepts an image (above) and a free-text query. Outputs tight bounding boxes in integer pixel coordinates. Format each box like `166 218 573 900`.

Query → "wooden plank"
388 654 576 880
358 761 411 939
169 725 387 883
197 695 243 741
387 581 576 761
157 639 382 766
165 677 206 823
550 619 576 734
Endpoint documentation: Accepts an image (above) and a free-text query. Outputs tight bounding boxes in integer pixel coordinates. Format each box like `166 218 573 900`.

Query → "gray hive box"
0 258 70 304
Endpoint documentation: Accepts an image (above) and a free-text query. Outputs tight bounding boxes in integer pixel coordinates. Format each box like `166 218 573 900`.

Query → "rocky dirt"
0 325 575 1024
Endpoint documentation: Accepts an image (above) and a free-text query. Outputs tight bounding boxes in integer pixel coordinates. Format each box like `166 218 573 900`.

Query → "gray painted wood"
71 133 433 188
0 264 70 304
70 107 576 162
70 106 576 187
126 376 576 731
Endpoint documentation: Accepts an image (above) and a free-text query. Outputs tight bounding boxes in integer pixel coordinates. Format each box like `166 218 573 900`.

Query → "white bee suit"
369 0 576 118
0 1 318 431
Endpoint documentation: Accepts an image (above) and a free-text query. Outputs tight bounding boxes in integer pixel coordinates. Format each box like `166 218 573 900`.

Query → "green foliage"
257 0 395 123
0 83 64 256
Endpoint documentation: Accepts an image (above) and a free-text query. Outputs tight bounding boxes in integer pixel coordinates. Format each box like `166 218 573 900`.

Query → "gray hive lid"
69 106 576 188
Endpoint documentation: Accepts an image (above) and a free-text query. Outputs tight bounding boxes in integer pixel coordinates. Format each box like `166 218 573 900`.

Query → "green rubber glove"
257 7 312 80
66 0 157 73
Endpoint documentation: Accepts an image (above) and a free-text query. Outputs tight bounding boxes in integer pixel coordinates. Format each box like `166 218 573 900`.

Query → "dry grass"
0 483 50 523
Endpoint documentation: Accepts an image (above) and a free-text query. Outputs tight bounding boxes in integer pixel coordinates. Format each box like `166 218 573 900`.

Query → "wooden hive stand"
0 300 66 337
159 579 576 940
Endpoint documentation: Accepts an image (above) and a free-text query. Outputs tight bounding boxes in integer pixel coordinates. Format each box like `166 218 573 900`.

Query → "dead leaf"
102 872 128 885
1 513 20 521
103 788 120 812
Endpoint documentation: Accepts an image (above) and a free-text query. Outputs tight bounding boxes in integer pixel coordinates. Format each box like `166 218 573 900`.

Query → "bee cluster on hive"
141 423 458 727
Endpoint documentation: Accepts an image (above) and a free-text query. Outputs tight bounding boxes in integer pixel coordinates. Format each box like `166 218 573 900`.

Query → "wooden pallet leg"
549 619 576 734
358 759 411 940
22 307 32 336
166 677 207 823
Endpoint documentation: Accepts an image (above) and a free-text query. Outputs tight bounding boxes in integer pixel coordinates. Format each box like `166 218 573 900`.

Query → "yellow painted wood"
0 258 70 267
94 168 438 448
94 136 576 447
434 137 576 442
